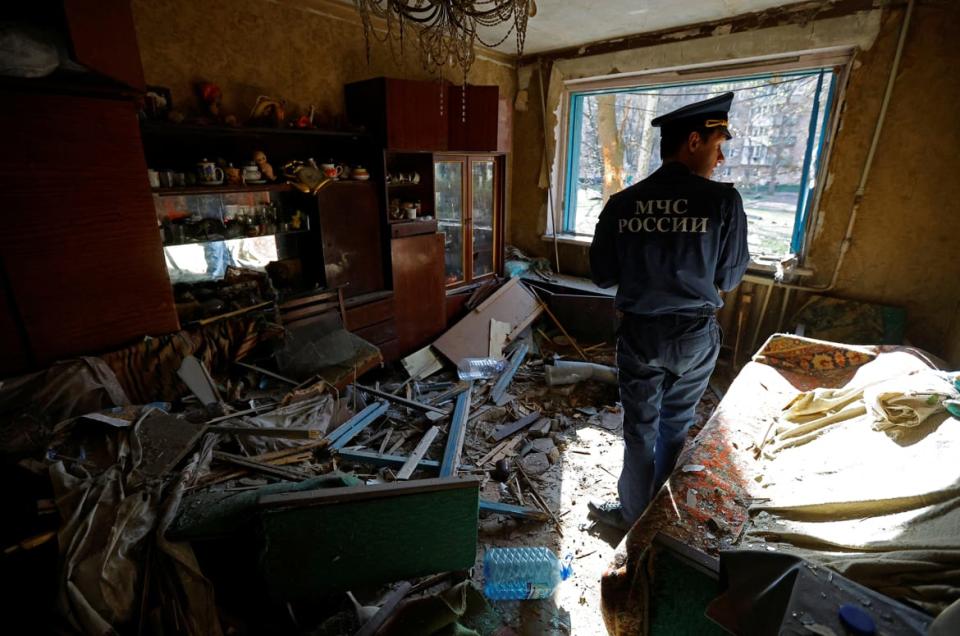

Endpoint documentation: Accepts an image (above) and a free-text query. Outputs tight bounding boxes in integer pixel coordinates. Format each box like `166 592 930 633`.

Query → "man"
587 92 750 530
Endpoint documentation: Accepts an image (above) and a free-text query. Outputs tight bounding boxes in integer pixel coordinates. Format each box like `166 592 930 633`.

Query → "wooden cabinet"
344 292 399 362
346 78 503 152
435 154 504 287
139 123 387 299
391 234 446 353
447 85 501 152
63 0 146 89
315 181 386 298
0 91 178 374
346 78 448 151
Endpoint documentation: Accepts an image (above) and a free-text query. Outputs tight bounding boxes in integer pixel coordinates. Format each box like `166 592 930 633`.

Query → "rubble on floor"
0 302 720 635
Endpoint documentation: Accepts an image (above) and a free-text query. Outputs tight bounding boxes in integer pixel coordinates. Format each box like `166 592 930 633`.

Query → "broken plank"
479 500 549 521
208 425 322 439
439 384 472 477
489 319 511 359
477 436 522 466
434 278 542 364
492 411 542 442
336 449 442 471
326 402 388 449
177 356 220 405
397 426 440 480
490 343 529 405
378 428 393 455
354 383 448 416
212 451 311 481
524 285 589 360
428 381 471 406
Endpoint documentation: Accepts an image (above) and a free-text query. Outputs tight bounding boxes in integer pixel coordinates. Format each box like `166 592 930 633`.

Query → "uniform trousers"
616 311 721 523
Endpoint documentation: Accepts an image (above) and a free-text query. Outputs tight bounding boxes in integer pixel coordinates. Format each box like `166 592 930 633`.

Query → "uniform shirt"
589 161 750 316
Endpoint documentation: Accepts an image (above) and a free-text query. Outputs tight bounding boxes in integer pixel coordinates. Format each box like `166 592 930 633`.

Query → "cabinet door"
470 158 498 279
387 79 448 150
435 159 466 285
391 234 446 353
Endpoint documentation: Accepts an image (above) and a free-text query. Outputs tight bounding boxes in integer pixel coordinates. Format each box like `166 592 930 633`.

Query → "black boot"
588 499 632 531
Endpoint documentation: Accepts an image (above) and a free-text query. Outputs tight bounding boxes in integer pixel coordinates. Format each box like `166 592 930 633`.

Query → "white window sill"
540 234 815 281
541 233 593 246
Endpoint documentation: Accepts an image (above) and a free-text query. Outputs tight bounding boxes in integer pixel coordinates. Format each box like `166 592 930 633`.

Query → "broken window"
561 62 842 264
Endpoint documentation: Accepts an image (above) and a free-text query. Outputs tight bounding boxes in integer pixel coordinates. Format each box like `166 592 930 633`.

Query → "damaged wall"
509 1 960 364
130 0 518 237
131 0 516 127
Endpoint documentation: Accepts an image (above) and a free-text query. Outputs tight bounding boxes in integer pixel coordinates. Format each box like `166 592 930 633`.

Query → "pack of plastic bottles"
483 547 573 600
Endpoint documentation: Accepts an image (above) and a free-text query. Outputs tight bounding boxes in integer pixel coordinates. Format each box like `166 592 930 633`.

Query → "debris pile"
1 278 663 635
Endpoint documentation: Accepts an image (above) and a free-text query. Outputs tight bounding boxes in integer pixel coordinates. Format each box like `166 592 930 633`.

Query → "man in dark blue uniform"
588 92 750 530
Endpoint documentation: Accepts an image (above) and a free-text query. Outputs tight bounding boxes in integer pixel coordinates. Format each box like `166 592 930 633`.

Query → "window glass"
564 69 835 262
471 160 495 278
435 161 465 283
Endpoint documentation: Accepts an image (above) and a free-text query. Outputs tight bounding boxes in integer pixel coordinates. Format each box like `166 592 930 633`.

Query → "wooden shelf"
162 229 310 247
140 120 372 141
152 183 291 197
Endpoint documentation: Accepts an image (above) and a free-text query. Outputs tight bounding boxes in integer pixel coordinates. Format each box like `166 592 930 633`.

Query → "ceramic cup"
320 163 343 179
147 169 160 188
197 160 224 184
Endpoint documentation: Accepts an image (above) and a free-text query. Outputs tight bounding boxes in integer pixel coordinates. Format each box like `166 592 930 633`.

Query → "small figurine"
249 95 286 127
293 105 316 129
197 82 222 119
194 81 238 126
253 151 276 182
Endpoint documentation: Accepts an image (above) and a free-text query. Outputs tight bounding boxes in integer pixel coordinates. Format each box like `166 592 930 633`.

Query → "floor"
420 336 723 636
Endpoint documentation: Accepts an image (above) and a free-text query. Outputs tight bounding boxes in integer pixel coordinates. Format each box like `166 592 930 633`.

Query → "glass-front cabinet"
152 187 311 284
435 154 502 287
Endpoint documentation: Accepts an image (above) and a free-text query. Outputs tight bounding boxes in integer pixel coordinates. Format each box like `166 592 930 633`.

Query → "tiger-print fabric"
100 317 279 404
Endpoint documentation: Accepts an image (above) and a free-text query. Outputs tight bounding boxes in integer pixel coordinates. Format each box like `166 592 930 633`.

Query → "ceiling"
465 0 816 56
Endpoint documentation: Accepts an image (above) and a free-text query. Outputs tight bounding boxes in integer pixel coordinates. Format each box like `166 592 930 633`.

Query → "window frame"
553 48 854 265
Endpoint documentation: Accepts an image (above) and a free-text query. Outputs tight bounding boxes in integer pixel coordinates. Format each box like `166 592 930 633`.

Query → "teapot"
283 160 333 195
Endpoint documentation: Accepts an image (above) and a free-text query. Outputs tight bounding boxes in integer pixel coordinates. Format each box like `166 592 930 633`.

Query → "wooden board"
489 319 511 359
392 234 447 354
433 278 542 365
256 477 479 596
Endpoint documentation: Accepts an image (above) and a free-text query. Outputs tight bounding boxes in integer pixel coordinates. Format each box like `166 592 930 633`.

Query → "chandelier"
354 0 536 80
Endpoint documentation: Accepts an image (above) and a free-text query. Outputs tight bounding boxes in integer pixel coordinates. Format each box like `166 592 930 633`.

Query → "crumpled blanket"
865 371 958 437
767 369 959 452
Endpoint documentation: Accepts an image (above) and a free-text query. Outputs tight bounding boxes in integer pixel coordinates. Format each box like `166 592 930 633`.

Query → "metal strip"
490 343 529 404
479 500 549 521
336 448 442 471
791 69 827 254
562 94 584 233
439 383 473 477
327 401 388 450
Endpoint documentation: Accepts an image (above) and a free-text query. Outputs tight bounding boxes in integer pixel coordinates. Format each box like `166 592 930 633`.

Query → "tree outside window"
563 69 836 262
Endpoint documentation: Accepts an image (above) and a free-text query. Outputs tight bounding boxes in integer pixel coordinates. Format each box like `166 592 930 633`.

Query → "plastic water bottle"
457 357 508 380
483 547 573 600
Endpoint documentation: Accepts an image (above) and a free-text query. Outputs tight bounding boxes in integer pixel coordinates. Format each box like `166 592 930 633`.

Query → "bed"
600 334 960 634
